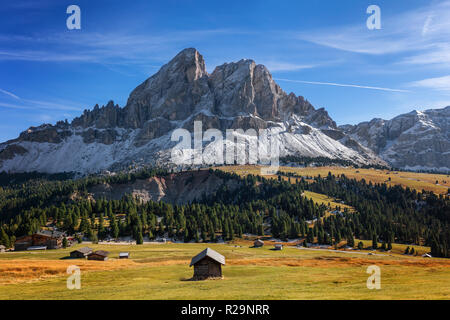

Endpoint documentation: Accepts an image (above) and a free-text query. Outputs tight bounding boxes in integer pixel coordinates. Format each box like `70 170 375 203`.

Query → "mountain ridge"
340 106 450 171
2 48 446 173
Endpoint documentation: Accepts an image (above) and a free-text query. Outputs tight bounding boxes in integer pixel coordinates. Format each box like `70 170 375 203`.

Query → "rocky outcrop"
80 128 118 145
0 144 28 160
16 125 72 144
88 170 239 204
341 107 450 170
0 48 389 174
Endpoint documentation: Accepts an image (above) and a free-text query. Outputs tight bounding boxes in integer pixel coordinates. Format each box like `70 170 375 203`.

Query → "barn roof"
90 250 109 257
190 248 225 266
72 247 92 254
35 230 65 239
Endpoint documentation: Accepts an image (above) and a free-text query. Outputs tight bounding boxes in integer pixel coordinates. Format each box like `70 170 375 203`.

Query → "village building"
253 239 264 247
274 244 283 250
189 248 225 280
0 245 5 252
87 250 109 261
27 246 47 250
119 252 130 259
14 230 66 251
70 247 93 258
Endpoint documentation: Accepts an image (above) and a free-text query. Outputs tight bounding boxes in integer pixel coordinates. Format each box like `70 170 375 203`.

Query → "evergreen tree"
358 241 364 250
372 234 378 249
136 231 143 245
0 228 10 248
347 234 355 248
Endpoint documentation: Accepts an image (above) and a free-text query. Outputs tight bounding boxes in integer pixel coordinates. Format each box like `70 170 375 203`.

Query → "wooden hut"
119 252 130 259
14 230 66 251
253 239 264 247
87 250 109 261
189 248 225 280
274 244 283 250
70 247 93 258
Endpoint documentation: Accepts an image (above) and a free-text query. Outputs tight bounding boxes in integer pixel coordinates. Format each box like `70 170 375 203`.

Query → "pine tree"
258 224 264 236
209 223 216 242
372 234 378 249
91 233 98 244
0 228 10 248
358 241 364 250
136 232 143 245
62 237 68 249
347 234 355 247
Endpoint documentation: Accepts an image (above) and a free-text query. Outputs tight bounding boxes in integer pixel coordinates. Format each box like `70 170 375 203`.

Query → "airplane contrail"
274 78 410 93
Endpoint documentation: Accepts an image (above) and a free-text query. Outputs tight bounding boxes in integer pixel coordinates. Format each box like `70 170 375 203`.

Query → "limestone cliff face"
0 48 389 174
87 170 239 204
340 107 450 170
73 48 332 133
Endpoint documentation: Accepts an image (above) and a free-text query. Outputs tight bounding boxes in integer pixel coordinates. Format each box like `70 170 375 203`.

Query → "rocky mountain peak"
0 48 395 173
341 106 450 170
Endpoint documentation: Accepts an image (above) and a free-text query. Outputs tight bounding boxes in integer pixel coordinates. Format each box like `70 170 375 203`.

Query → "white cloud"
297 0 450 59
409 75 450 91
401 44 450 66
274 78 409 93
0 88 20 99
0 29 247 65
262 62 315 72
0 95 84 112
422 14 433 36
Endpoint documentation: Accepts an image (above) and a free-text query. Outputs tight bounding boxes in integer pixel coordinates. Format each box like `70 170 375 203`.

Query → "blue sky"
1 0 450 142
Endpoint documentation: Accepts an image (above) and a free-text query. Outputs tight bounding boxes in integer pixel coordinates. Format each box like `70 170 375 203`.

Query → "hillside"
217 165 450 194
0 168 448 258
87 170 238 204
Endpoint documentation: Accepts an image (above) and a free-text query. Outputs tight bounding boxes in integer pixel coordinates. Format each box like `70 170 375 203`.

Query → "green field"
215 165 450 194
1 242 449 300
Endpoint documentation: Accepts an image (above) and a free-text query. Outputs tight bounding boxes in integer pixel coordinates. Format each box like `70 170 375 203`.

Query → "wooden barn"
190 248 225 280
87 250 109 261
274 244 283 250
119 252 130 259
70 247 93 258
14 230 66 251
253 239 264 247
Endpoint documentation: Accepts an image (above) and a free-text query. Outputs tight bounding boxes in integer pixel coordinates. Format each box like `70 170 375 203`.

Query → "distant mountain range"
341 107 449 172
0 48 448 174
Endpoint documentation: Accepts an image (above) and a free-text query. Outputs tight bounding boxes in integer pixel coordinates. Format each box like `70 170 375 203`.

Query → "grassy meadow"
0 242 449 300
215 165 450 194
